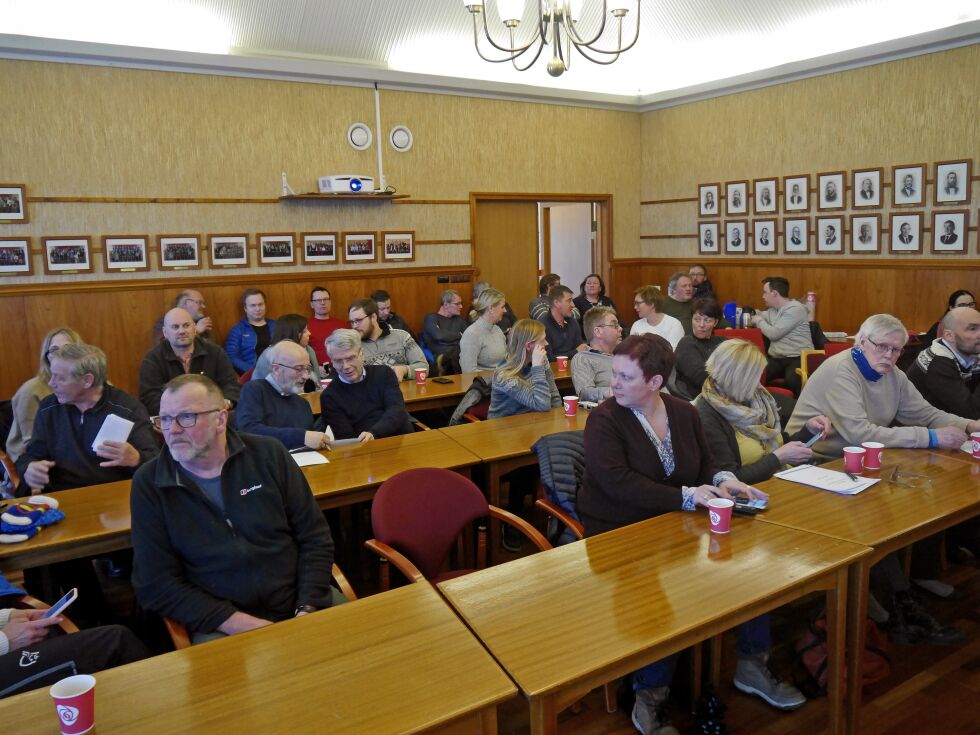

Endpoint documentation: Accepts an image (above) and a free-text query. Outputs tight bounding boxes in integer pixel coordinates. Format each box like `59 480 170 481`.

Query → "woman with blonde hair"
488 319 562 418
460 287 508 373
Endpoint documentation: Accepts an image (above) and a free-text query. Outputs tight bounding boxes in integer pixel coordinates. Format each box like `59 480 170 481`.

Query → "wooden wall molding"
612 256 980 271
26 196 470 205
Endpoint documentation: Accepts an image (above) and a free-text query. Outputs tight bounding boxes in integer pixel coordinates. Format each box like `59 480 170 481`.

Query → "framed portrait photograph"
0 184 27 224
724 220 747 254
258 233 296 266
815 216 844 254
698 183 720 217
889 212 922 254
852 167 882 208
783 174 809 212
209 234 249 268
697 222 719 254
343 231 377 263
752 219 777 254
934 159 972 206
892 163 925 207
783 217 810 254
302 232 338 264
0 237 32 275
931 210 969 254
382 231 415 262
158 235 200 270
103 236 149 272
817 171 845 211
725 181 748 215
43 236 92 274
753 178 778 214
850 215 881 254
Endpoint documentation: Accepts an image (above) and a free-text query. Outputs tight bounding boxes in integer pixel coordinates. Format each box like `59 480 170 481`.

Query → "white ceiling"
1 0 979 109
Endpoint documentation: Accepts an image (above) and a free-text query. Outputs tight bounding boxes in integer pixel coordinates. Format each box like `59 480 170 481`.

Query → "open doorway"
539 202 595 296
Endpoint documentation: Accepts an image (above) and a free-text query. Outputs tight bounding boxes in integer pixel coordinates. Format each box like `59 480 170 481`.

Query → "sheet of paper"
331 437 362 448
291 452 329 467
773 464 879 495
959 439 974 455
91 413 134 452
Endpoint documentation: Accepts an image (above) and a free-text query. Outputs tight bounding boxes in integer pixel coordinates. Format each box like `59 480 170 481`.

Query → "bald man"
908 306 980 419
139 307 240 415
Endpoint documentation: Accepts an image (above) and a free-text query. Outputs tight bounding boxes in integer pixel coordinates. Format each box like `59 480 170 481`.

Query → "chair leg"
378 557 390 592
476 523 487 569
902 545 913 578
690 641 703 713
603 682 618 713
709 634 722 692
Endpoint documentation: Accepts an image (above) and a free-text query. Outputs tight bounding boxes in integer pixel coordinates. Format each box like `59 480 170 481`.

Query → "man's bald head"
941 306 980 357
268 340 313 395
163 308 196 350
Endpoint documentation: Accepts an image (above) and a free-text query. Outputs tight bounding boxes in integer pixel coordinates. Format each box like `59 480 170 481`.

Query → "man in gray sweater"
751 276 812 395
349 298 427 381
571 306 621 403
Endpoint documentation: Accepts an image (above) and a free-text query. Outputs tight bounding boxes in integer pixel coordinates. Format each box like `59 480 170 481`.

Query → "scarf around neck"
700 377 782 452
851 347 883 382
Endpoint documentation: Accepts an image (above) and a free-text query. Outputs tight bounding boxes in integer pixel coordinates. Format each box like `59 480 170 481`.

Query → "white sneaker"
631 686 680 735
912 578 955 598
734 654 806 711
867 591 890 624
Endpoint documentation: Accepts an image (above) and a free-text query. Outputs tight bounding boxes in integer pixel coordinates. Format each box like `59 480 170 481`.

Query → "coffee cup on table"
707 498 734 534
563 395 579 417
861 442 884 470
971 432 980 459
556 356 569 372
414 367 428 385
50 674 96 735
842 446 866 474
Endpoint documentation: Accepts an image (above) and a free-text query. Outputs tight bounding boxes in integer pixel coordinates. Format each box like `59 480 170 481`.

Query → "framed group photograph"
698 222 719 254
852 167 882 208
783 217 809 253
158 235 200 270
343 231 377 263
892 163 925 207
815 216 844 253
889 212 922 254
724 220 747 254
103 236 149 272
725 181 748 215
0 184 27 224
752 219 777 253
817 171 845 211
934 159 972 206
753 178 778 214
382 231 415 262
302 232 338 264
850 214 881 254
43 236 92 274
209 234 249 268
698 183 720 217
783 174 809 212
258 233 296 265
0 237 32 275
931 210 969 254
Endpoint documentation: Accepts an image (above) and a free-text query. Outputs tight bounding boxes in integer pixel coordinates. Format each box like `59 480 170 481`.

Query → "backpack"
795 613 890 696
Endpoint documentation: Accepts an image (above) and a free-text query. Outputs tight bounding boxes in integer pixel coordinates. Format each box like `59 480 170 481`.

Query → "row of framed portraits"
0 231 416 276
698 210 973 256
698 160 973 217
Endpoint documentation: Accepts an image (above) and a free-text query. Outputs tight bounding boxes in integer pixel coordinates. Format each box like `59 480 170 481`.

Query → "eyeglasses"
450 301 463 307
273 363 313 375
349 315 370 326
599 321 620 329
311 298 330 304
865 337 904 358
151 409 222 431
954 301 976 308
633 300 645 306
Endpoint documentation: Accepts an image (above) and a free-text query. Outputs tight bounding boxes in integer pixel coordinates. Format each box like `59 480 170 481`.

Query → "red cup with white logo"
971 432 980 459
414 367 428 385
556 356 569 372
861 441 884 470
321 378 332 389
563 395 579 417
843 446 866 474
50 674 96 735
707 498 734 534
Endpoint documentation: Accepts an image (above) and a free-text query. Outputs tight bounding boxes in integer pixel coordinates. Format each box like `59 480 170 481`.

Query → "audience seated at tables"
320 329 413 442
139 308 240 416
469 280 517 335
349 298 427 381
573 273 617 321
6 326 82 464
150 288 213 345
670 298 723 400
372 289 417 343
131 375 336 644
689 263 715 300
576 335 803 731
306 287 346 368
529 273 581 323
749 276 813 396
907 305 980 418
540 285 586 362
630 285 684 349
422 289 467 374
224 288 276 374
571 306 621 403
251 314 322 389
922 289 975 344
460 287 508 373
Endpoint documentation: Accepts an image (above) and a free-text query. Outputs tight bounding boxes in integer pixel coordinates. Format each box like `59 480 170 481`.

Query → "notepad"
91 413 134 452
773 464 878 495
291 452 329 467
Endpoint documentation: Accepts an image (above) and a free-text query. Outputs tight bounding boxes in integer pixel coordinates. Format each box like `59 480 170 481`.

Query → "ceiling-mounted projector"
318 175 375 194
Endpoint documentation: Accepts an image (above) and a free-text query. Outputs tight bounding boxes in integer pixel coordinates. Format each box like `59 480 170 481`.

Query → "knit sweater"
139 338 241 416
906 338 980 419
361 324 428 380
570 349 613 403
236 378 322 450
319 365 413 439
488 363 562 419
755 300 813 358
460 318 507 373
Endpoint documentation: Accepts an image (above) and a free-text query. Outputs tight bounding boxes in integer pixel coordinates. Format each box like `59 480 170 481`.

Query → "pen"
845 471 860 481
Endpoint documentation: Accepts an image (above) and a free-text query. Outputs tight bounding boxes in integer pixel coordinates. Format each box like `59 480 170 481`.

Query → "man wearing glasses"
151 289 213 345
131 374 335 644
571 306 623 403
422 289 467 374
235 341 332 451
348 298 427 381
306 287 346 368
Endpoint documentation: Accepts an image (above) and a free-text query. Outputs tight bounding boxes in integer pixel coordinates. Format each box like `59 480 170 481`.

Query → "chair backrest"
449 376 492 425
824 342 851 357
716 328 770 383
808 321 828 350
800 349 827 386
370 468 489 579
532 431 584 521
238 368 254 384
0 449 19 495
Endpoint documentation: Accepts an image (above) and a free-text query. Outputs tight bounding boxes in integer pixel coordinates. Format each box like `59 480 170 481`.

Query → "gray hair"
266 339 304 365
667 272 689 296
472 281 492 300
856 314 908 346
440 289 460 306
325 328 362 355
54 342 108 388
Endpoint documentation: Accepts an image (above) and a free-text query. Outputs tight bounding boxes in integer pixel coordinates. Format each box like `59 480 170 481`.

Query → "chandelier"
463 1 640 77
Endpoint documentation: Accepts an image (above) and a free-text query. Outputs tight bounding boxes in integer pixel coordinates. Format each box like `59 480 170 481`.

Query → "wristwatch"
294 604 317 616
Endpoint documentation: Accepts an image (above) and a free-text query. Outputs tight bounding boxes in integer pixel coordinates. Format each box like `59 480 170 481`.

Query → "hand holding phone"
43 588 78 619
804 433 821 448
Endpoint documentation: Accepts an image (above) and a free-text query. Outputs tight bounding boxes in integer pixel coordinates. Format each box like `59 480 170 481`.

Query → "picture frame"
850 214 881 254
725 181 748 215
43 236 92 274
815 216 844 254
724 220 747 254
753 178 778 214
102 236 149 272
889 212 922 254
0 184 27 224
934 159 972 206
931 210 969 254
697 222 719 255
783 217 810 254
301 232 338 264
891 163 925 207
158 235 201 270
852 167 882 208
258 233 296 266
208 234 249 268
343 231 377 263
382 231 415 262
782 174 809 213
752 219 777 254
0 237 32 275
698 183 720 217
817 171 845 211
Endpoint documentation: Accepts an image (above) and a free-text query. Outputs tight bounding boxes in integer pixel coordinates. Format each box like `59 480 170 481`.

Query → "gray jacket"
362 323 427 380
756 300 813 358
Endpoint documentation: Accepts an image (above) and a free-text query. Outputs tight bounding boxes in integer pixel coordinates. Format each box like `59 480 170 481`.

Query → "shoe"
867 591 890 624
912 578 955 598
733 653 806 711
890 591 964 645
631 687 679 735
501 525 523 553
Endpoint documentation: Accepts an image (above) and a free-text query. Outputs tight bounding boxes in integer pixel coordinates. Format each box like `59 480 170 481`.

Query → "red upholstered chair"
365 468 550 590
237 368 254 385
715 328 793 395
824 341 851 357
798 349 827 388
462 396 490 423
0 448 19 493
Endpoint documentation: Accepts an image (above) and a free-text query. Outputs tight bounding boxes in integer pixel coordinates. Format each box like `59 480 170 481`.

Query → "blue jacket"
224 317 276 373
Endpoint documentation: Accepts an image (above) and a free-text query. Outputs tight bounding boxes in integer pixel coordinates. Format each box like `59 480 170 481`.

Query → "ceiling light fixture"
462 0 639 77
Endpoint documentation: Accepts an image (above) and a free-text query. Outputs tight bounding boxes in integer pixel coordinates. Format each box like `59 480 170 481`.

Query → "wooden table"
439 513 869 735
0 583 516 734
753 448 980 734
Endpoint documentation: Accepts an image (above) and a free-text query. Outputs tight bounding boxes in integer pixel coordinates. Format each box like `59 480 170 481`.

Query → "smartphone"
733 497 768 515
43 588 78 619
804 433 821 448
431 377 453 384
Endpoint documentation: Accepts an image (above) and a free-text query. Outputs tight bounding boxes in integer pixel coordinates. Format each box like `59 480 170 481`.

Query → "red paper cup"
563 395 579 417
861 441 884 470
843 446 866 474
707 498 734 534
414 367 428 385
556 356 569 372
50 674 96 735
971 432 980 459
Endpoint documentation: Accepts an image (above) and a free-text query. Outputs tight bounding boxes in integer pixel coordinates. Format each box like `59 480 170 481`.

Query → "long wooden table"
0 583 516 734
753 448 980 734
439 513 870 735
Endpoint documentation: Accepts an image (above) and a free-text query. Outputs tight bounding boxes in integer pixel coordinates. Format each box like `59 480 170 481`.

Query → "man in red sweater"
306 286 346 368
